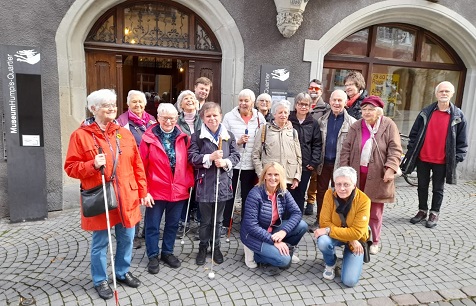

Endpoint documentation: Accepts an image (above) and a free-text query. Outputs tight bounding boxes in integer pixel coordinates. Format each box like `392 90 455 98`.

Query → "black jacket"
289 111 322 169
401 102 467 184
346 90 367 120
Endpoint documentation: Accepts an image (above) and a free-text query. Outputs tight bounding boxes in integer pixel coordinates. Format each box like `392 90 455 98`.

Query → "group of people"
64 73 467 300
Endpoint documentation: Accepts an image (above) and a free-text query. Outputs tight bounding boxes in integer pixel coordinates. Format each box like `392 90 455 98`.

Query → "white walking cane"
208 136 222 280
99 147 119 305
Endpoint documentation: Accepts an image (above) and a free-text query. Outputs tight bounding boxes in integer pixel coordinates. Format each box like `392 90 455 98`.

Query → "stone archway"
303 0 476 178
56 0 244 184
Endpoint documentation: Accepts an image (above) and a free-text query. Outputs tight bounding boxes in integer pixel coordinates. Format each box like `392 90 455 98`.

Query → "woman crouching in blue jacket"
240 162 308 276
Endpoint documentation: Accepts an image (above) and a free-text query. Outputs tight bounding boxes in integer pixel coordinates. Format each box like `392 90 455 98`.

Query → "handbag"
81 136 120 217
81 181 118 217
372 135 402 178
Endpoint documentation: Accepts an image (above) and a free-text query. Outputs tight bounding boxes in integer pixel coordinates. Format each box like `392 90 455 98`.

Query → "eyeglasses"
159 116 177 122
335 183 353 188
296 102 310 108
99 103 117 109
308 86 320 91
344 83 356 87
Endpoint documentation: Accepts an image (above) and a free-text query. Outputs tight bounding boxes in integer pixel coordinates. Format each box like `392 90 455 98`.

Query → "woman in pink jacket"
139 103 194 274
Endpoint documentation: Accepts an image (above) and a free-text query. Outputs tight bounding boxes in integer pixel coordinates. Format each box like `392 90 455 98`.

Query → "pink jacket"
139 124 194 201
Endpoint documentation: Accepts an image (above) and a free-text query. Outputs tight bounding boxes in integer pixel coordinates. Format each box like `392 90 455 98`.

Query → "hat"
361 95 384 108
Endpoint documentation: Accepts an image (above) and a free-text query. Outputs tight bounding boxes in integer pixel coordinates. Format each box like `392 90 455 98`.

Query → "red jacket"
64 118 148 231
139 125 194 202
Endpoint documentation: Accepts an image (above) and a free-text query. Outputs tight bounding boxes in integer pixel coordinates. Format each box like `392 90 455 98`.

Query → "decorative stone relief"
274 0 310 38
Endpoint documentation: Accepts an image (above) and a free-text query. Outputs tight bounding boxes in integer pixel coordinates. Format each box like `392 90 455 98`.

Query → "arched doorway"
85 1 222 117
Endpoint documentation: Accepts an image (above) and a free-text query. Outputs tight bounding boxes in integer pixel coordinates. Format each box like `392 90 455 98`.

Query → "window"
323 23 465 135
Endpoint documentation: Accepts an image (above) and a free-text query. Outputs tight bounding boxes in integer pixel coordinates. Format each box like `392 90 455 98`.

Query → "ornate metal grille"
123 4 189 48
87 15 115 42
196 24 216 51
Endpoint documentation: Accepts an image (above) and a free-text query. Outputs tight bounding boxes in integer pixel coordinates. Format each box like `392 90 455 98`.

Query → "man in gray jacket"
308 89 356 231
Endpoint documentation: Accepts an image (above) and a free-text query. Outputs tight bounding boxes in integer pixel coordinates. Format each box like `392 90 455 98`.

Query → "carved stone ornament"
274 0 310 38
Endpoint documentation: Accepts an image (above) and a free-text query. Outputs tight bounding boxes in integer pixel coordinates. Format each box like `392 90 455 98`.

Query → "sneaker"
147 256 160 274
161 253 181 268
291 254 300 264
308 220 319 233
133 237 141 249
243 245 258 269
323 264 336 280
220 226 228 238
410 210 427 224
304 204 314 216
259 263 281 276
426 212 439 228
369 244 379 255
176 223 190 239
213 247 224 264
196 245 207 266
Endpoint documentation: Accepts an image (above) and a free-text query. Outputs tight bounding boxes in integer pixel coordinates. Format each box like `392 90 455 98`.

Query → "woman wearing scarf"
343 71 368 120
339 96 402 255
117 90 157 248
188 102 240 266
313 167 370 287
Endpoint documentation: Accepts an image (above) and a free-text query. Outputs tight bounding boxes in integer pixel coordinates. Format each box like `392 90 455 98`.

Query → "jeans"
317 235 363 287
254 220 308 267
223 169 257 226
290 168 312 213
198 201 226 248
91 223 134 286
417 159 446 212
145 200 185 258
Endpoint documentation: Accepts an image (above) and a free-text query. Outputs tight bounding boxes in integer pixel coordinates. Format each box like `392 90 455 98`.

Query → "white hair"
126 90 147 106
271 100 291 115
238 89 256 102
435 81 455 95
176 90 197 112
333 166 357 185
87 89 116 113
157 103 178 117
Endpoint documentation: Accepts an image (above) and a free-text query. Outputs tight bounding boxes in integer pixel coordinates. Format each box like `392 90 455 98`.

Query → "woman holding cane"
188 102 240 266
64 89 152 301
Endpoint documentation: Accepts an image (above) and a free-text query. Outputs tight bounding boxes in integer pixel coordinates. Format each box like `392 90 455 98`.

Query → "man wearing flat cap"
402 81 467 228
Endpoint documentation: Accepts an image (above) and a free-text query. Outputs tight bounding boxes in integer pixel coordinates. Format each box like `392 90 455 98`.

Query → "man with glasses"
308 90 356 231
402 81 467 228
306 79 329 215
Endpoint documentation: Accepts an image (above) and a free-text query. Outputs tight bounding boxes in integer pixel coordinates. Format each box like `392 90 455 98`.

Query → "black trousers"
223 169 257 227
416 159 446 213
289 169 312 213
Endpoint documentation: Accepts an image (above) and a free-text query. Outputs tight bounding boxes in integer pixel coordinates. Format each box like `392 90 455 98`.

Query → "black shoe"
304 204 314 216
213 247 224 264
259 263 281 276
426 212 439 228
410 210 427 224
161 253 181 268
117 272 141 288
147 256 160 274
196 245 208 266
308 220 319 233
176 223 190 239
133 237 141 249
95 280 113 300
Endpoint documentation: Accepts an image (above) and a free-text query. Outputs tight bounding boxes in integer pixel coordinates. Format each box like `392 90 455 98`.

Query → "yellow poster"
370 73 399 117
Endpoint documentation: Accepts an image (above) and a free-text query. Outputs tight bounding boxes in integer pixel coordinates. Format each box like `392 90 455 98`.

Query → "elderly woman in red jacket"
64 89 151 300
339 96 402 255
139 103 194 275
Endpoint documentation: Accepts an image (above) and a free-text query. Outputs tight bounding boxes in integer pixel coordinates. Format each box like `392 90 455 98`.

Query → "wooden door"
86 52 124 114
188 60 221 104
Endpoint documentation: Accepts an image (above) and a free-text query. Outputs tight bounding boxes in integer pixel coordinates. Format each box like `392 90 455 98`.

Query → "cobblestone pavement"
1 178 475 305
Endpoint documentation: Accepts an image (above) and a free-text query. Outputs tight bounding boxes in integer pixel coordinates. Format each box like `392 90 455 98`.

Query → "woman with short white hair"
139 102 194 274
255 93 273 122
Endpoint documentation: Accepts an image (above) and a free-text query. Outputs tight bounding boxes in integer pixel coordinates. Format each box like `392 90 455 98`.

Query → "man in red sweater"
402 81 468 228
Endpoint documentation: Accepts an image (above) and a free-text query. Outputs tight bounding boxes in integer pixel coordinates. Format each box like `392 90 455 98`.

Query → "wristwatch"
325 227 330 235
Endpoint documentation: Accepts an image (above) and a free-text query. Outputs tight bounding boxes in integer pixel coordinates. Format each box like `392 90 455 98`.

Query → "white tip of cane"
226 238 230 242
208 272 215 279
180 240 184 245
